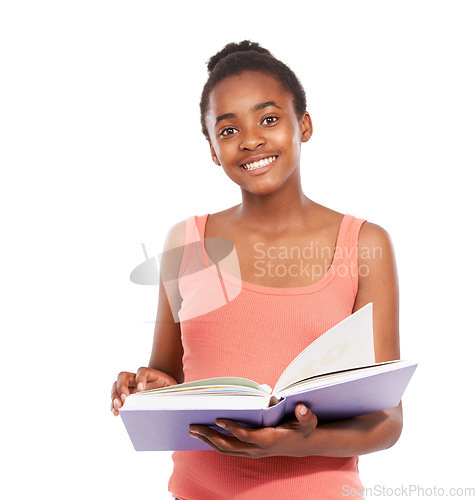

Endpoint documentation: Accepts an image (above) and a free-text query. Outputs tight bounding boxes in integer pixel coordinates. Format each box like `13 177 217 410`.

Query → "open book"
119 303 417 451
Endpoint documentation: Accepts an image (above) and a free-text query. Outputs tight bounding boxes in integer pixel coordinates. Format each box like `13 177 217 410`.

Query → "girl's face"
205 71 312 196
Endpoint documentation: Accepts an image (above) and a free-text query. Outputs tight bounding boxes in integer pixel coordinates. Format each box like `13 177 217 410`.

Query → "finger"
189 425 257 456
110 382 121 416
295 404 318 434
215 419 264 445
135 367 153 392
189 431 245 456
135 367 177 392
190 424 257 449
116 372 137 403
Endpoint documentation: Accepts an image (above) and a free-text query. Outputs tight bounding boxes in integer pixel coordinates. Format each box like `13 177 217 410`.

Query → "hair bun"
207 40 272 73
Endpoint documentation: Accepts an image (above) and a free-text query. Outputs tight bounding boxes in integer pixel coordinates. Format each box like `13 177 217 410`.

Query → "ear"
300 112 313 143
209 141 221 166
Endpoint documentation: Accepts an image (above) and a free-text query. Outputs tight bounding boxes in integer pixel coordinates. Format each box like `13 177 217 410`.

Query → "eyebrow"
215 101 282 127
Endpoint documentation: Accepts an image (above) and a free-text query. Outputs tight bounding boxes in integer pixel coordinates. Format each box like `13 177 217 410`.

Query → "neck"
235 170 315 233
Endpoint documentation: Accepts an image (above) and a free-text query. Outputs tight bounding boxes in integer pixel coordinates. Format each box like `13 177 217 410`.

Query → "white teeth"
243 156 277 170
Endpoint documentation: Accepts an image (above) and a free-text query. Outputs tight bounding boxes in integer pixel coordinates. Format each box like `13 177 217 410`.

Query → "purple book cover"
119 362 417 451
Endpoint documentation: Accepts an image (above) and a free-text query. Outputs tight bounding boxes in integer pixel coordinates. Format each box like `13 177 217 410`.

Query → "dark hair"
200 40 307 140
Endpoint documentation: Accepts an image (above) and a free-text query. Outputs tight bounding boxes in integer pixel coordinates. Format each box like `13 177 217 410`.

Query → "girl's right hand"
110 367 178 416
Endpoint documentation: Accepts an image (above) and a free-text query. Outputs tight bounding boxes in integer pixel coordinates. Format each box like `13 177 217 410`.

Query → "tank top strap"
178 215 206 281
334 214 367 297
195 214 211 266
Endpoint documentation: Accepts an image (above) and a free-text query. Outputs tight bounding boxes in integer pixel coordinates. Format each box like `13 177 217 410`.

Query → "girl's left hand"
188 404 318 458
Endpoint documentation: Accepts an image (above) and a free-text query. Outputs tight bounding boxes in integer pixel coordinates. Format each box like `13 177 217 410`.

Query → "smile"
241 156 277 171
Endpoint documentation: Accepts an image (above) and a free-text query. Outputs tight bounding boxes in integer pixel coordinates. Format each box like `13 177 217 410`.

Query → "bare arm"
111 220 187 414
148 268 184 382
286 221 403 457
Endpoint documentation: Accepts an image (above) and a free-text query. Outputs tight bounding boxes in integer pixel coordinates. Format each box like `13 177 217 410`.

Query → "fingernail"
299 405 308 415
189 431 199 439
113 398 120 408
137 383 144 391
216 421 226 429
121 394 127 402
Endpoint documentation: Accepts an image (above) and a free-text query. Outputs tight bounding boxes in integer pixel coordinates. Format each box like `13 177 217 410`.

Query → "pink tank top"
169 213 367 500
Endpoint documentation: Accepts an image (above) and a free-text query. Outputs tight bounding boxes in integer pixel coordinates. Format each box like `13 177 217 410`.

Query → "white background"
1 1 475 499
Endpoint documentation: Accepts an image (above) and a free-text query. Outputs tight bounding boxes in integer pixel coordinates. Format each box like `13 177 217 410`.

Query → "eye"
220 127 238 137
262 116 278 125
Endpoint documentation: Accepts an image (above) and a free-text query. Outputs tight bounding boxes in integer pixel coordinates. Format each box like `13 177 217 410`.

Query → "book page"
276 360 405 398
273 303 375 395
136 377 270 395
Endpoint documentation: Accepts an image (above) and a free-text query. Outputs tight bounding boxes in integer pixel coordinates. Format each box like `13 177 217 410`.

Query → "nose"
239 126 265 151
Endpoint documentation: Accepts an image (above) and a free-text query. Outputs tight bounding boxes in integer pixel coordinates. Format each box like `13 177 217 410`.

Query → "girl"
111 40 402 500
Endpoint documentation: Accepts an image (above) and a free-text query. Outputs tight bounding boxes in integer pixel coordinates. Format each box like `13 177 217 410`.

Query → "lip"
238 154 279 176
238 153 279 168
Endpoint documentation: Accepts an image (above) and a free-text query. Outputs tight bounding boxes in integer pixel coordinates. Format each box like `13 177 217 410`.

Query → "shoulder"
159 219 189 283
163 218 188 250
358 220 394 252
356 220 397 278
